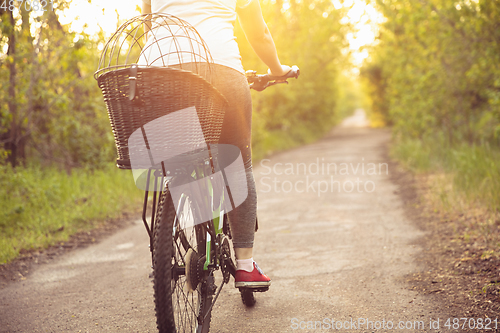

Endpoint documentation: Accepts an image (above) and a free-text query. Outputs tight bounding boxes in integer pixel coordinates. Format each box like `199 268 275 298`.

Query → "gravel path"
0 112 449 332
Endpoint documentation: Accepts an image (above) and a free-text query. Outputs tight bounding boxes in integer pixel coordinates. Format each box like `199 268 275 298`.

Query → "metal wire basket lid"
95 13 216 81
94 14 228 169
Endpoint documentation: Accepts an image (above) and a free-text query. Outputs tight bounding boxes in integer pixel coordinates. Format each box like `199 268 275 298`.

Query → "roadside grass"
0 164 143 264
391 136 500 257
252 126 322 161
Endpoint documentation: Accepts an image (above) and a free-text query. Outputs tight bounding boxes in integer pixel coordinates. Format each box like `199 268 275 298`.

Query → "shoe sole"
235 281 271 288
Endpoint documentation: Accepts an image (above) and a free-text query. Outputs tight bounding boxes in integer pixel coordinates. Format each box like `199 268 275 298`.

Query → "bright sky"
60 0 382 69
334 0 385 71
59 0 141 36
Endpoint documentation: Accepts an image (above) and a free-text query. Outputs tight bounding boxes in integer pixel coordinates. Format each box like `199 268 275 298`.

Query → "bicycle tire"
240 289 256 307
153 189 213 333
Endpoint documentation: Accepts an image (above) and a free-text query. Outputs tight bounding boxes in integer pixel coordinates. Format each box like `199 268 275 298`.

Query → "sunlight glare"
332 0 343 10
341 0 385 70
59 0 141 37
343 0 355 7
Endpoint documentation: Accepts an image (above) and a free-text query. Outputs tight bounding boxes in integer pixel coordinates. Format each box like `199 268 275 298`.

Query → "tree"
363 0 500 146
235 0 350 150
0 1 113 169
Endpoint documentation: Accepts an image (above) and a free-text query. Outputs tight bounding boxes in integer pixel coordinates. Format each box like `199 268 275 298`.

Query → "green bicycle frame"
186 160 226 271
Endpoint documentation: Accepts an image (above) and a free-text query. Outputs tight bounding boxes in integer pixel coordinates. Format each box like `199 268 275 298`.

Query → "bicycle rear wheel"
153 190 213 333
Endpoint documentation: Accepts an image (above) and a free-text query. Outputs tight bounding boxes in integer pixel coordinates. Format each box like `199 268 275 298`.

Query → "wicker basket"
94 13 227 170
97 66 227 169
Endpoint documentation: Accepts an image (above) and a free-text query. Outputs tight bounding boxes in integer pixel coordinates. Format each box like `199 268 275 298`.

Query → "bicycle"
150 67 299 333
95 13 299 333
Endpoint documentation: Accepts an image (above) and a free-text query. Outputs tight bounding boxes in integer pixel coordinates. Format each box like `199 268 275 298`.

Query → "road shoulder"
388 147 500 320
0 212 137 289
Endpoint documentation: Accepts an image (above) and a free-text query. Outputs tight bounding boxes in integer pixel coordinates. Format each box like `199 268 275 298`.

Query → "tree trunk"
4 10 20 167
2 10 34 167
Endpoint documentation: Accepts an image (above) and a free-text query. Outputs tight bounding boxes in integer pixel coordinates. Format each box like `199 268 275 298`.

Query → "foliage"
0 2 115 168
1 0 353 167
336 73 365 121
235 0 351 157
362 0 500 216
362 0 500 145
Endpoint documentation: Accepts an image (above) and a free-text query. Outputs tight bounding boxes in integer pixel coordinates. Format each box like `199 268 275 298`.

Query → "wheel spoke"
153 190 211 333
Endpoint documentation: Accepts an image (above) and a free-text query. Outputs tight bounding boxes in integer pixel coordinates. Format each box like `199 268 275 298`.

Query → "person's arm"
236 0 290 76
142 2 152 36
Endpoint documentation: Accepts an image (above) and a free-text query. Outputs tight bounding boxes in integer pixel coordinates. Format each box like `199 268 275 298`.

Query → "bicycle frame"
140 154 236 278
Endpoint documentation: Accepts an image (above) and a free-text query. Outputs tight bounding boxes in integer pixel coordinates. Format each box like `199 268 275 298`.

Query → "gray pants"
183 64 257 248
213 65 257 249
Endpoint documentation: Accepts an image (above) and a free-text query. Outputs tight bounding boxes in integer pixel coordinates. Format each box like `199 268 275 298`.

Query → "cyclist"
141 0 291 289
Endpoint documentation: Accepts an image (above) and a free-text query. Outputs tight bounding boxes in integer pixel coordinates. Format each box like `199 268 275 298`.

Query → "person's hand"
268 65 292 78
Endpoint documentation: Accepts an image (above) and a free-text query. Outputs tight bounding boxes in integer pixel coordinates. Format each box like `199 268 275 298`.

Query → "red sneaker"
235 262 271 288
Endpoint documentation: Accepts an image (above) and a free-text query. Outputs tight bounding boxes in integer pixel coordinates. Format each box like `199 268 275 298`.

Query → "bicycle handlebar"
246 65 300 91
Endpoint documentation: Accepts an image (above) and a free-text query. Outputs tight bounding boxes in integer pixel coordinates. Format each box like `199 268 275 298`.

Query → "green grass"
252 123 333 161
391 136 500 212
0 163 143 264
391 135 500 259
253 130 309 161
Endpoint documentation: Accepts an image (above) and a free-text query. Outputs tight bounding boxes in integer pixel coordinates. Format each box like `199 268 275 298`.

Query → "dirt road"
1 111 452 332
